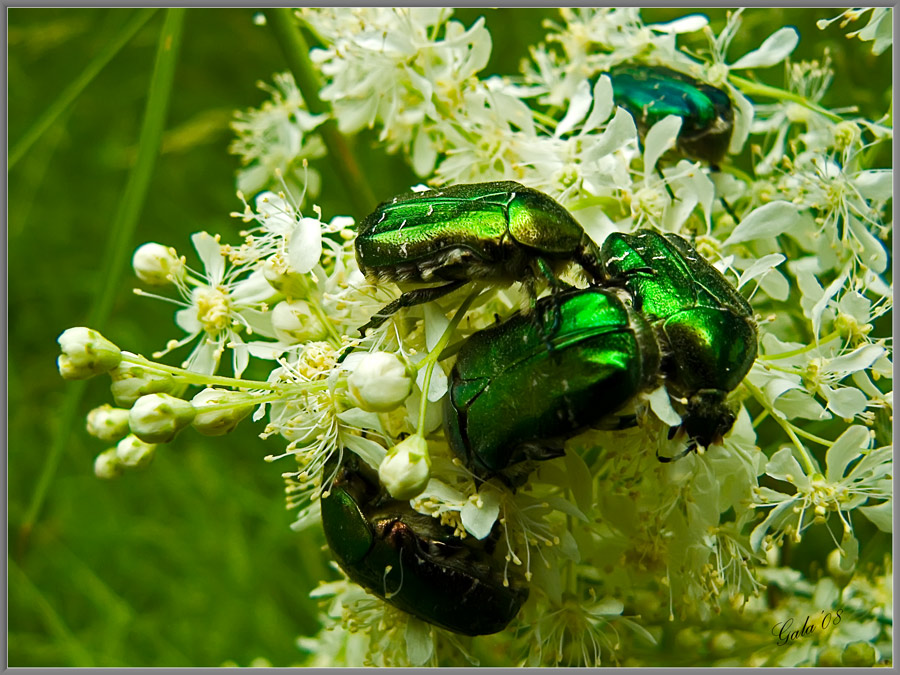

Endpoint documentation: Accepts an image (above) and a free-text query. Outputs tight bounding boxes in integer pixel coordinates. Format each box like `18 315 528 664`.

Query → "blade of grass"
9 556 95 666
17 8 186 558
8 8 158 170
264 7 376 218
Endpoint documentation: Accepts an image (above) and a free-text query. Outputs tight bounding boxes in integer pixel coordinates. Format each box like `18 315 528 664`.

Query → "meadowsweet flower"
108 362 177 407
132 242 186 286
346 351 413 413
94 448 124 479
145 231 278 376
115 434 157 469
230 72 327 196
86 404 131 442
57 327 122 380
128 393 196 443
190 388 255 436
378 434 431 500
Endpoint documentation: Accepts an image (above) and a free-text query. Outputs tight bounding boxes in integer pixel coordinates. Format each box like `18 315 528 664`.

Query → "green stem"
8 8 158 170
416 290 480 436
265 8 376 219
729 74 843 123
744 381 817 474
18 10 186 559
760 331 840 361
716 163 755 185
120 352 333 395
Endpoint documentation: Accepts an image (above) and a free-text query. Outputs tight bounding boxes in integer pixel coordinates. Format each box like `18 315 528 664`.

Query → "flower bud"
378 435 431 500
86 404 131 442
348 352 413 413
57 327 122 380
132 243 185 285
115 434 157 469
817 646 843 668
272 299 328 344
128 393 195 443
842 641 877 667
94 448 124 479
109 364 176 407
191 388 255 436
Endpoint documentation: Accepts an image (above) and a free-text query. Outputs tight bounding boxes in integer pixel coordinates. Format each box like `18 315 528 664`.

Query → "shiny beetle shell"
600 230 757 447
320 453 529 636
608 65 734 165
444 287 660 476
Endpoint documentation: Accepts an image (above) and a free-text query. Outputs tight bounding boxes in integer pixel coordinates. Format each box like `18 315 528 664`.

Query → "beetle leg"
575 236 607 283
358 280 467 335
656 441 696 463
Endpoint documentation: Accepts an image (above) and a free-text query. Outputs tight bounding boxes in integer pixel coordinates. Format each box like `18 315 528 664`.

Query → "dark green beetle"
320 452 529 635
444 287 660 477
608 65 734 167
355 181 605 334
600 230 757 450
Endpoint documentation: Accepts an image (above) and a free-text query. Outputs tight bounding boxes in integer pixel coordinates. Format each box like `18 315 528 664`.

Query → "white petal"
766 446 810 488
230 334 250 378
191 232 224 283
860 501 892 532
288 217 323 274
555 78 592 138
643 115 682 175
724 201 812 245
460 487 500 540
847 216 888 273
647 385 682 426
853 169 893 202
232 270 277 305
649 14 708 33
582 75 614 133
822 384 868 419
825 425 870 482
731 27 799 69
728 86 755 154
737 253 786 289
423 302 449 352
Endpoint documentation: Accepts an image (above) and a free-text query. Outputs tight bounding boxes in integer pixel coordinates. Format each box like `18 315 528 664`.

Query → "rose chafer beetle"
600 230 757 452
444 287 660 478
354 181 605 334
608 65 734 167
320 452 529 635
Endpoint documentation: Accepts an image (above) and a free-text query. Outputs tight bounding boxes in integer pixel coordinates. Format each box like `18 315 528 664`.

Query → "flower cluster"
58 7 891 667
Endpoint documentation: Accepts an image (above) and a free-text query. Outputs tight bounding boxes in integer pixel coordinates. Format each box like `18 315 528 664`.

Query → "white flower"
57 327 122 380
152 231 278 376
132 242 185 286
86 404 131 442
108 363 177 407
347 351 413 413
94 448 124 479
190 388 255 436
230 72 327 196
378 435 431 500
115 434 157 469
128 393 196 443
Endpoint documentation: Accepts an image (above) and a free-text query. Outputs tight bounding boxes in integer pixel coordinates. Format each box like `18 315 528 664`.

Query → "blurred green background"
8 8 891 667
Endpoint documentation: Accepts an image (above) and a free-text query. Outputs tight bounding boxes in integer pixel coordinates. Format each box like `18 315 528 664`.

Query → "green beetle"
444 287 660 477
320 452 529 635
600 230 757 451
355 181 605 334
608 65 734 167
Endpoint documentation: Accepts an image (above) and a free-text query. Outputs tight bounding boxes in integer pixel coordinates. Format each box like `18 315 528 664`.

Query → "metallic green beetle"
600 230 757 450
320 452 529 635
355 181 605 334
608 65 734 166
444 287 660 477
